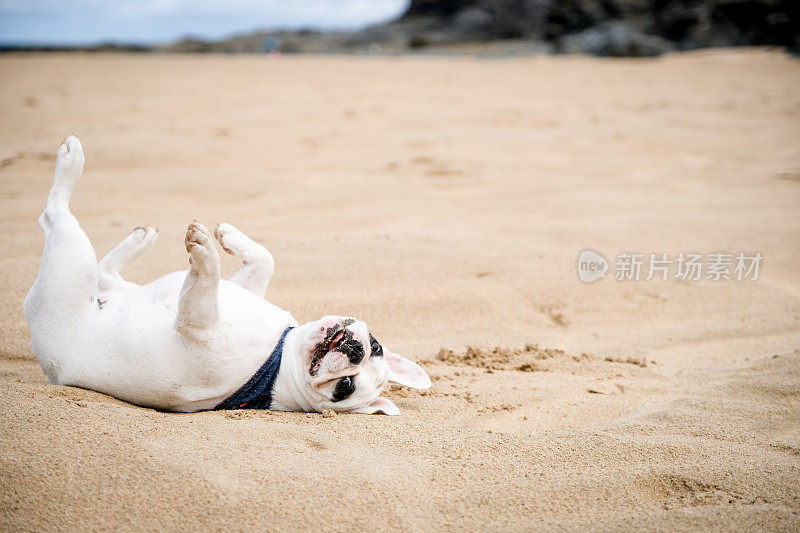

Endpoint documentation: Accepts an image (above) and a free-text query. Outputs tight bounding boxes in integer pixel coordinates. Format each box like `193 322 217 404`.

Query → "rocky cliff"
388 0 799 55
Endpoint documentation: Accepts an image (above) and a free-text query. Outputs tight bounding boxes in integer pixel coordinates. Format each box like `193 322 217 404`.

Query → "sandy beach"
1 49 799 530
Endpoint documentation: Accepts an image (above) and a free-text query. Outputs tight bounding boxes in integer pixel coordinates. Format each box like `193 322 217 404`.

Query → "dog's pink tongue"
329 330 345 350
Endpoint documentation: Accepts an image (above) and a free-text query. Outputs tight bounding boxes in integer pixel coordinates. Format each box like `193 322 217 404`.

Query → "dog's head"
293 315 430 415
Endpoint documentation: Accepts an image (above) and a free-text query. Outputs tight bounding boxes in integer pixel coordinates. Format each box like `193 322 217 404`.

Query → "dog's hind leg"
174 221 220 340
25 136 99 317
98 226 158 291
214 222 274 299
24 136 100 380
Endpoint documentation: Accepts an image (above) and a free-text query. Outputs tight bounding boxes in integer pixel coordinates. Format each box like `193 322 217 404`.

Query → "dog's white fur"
24 136 430 414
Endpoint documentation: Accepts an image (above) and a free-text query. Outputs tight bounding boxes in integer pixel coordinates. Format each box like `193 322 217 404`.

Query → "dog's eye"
369 334 383 357
332 376 356 402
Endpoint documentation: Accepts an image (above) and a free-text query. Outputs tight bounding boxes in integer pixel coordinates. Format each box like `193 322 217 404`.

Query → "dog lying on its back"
24 136 430 414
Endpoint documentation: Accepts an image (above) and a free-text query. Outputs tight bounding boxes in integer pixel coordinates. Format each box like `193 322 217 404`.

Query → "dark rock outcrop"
393 0 800 55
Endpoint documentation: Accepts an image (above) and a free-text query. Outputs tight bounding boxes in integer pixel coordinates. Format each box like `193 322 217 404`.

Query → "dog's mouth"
309 328 346 376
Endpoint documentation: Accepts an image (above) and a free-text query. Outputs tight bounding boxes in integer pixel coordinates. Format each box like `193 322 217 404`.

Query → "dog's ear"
352 396 399 415
385 351 431 390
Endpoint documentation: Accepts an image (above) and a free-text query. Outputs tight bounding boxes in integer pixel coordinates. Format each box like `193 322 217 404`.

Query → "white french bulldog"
24 136 430 415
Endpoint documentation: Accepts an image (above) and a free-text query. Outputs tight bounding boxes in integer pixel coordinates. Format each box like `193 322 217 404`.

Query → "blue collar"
214 326 294 410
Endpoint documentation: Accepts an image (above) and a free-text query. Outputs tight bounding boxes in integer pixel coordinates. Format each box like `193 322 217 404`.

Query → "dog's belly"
60 271 296 411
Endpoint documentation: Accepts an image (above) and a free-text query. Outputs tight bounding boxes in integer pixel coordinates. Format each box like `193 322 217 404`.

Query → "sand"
1 49 799 531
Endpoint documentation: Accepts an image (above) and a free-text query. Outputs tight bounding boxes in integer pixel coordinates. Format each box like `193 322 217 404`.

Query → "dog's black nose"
338 338 364 365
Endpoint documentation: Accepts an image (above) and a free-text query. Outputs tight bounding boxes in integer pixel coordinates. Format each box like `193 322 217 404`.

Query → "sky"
0 0 410 46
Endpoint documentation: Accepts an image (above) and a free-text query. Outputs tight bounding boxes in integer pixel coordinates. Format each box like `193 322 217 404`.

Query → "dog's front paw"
215 222 269 264
185 220 219 272
215 222 257 256
214 223 240 255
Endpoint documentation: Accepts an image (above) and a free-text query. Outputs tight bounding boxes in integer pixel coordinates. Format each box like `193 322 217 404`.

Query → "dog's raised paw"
184 220 219 271
215 222 271 265
185 220 212 249
132 225 158 245
215 222 250 257
53 135 85 190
